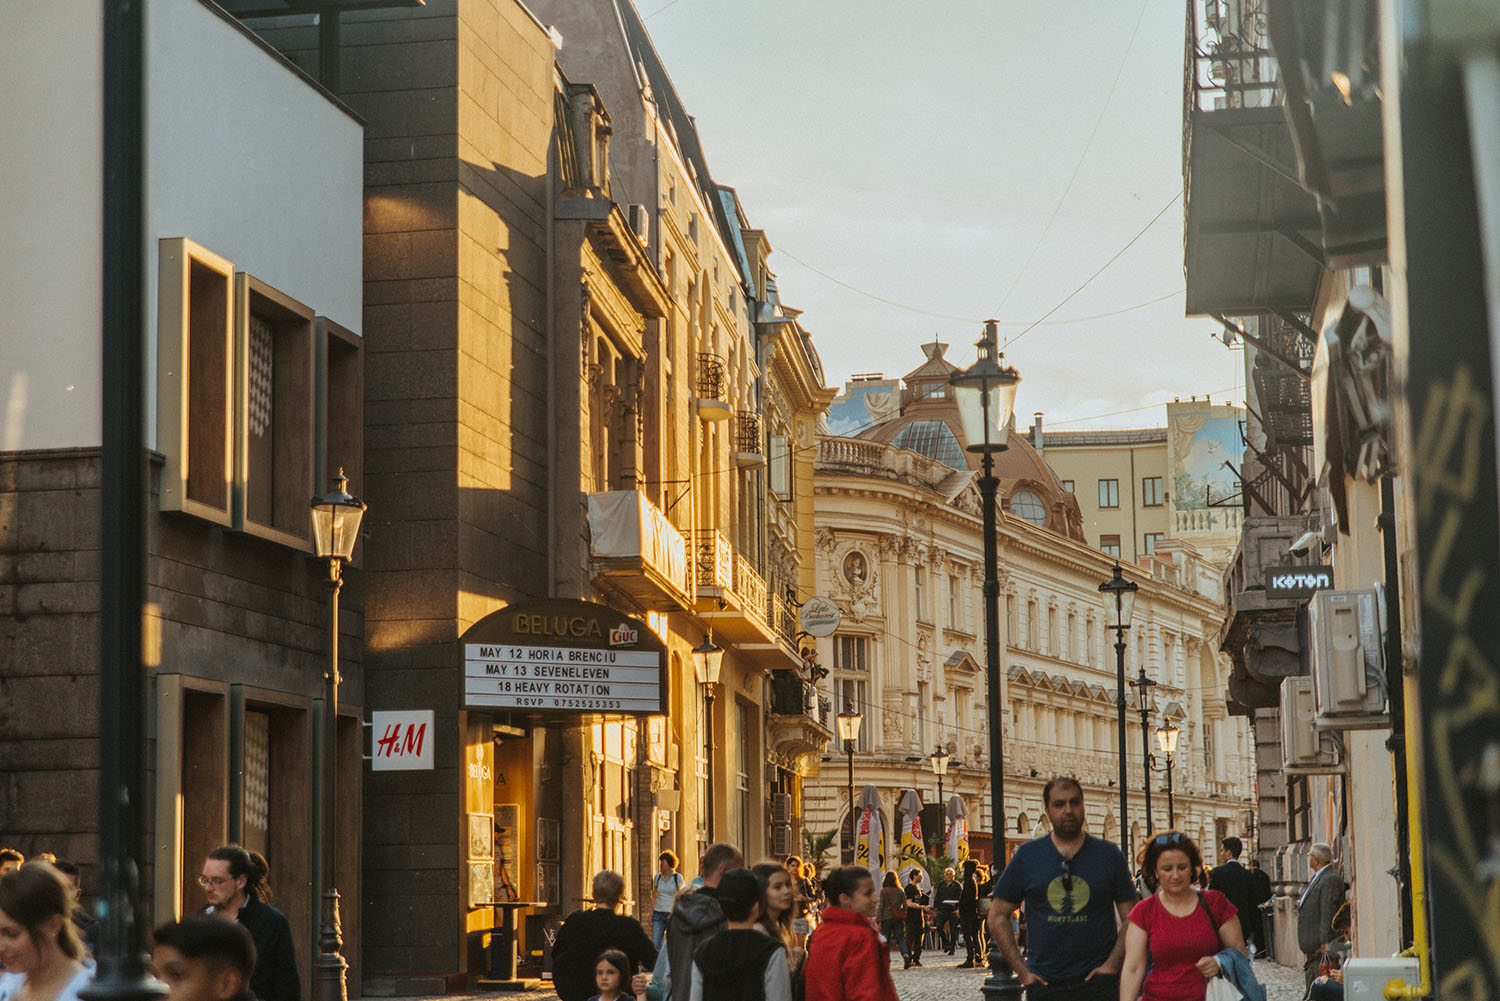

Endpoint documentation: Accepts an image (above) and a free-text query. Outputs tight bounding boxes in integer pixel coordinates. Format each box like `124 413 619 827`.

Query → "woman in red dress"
1119 831 1245 1001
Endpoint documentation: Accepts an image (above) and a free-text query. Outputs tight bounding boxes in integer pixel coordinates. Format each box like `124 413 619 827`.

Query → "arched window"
1009 489 1047 526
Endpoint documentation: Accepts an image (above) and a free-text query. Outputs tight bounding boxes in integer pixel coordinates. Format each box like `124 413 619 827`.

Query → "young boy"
802 866 898 1001
688 869 792 1001
152 917 258 1001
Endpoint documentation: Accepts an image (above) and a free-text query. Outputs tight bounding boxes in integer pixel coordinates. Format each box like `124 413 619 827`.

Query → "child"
589 949 634 1001
688 868 793 1001
802 866 898 1001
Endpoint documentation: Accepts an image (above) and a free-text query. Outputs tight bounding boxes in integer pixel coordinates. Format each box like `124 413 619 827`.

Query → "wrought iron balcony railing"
696 352 726 401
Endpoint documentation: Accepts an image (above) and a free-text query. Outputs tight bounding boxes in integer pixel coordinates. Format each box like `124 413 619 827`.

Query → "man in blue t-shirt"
987 778 1137 1001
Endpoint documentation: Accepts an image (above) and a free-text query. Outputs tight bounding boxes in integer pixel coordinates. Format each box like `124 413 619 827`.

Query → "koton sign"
459 599 667 716
370 710 434 771
1265 565 1335 600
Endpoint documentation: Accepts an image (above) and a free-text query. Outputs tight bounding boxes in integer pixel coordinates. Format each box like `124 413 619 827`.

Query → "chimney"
1032 412 1044 454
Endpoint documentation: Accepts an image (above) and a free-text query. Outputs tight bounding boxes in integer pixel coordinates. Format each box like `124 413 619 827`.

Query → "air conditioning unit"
627 203 650 247
770 793 793 827
1308 588 1389 729
1280 677 1341 773
771 824 794 856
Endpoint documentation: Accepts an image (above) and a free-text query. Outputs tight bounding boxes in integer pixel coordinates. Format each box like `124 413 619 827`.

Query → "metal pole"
316 562 348 1001
978 447 1022 1001
1138 700 1153 837
1165 754 1175 828
88 5 163 1001
706 689 716 842
846 740 854 863
1114 626 1129 856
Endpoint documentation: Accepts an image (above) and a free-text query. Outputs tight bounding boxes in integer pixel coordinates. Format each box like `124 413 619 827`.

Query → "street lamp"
930 744 950 810
692 632 724 840
1099 563 1138 856
1156 720 1180 828
951 319 1022 1001
837 704 863 862
1130 667 1158 837
309 470 366 1001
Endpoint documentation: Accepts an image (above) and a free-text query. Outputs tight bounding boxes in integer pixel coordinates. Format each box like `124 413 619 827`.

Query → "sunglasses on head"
1153 832 1188 847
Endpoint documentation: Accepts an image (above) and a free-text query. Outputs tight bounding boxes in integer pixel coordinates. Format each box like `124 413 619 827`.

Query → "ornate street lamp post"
837 705 864 862
309 471 366 1001
1156 720 1180 828
692 632 725 841
1130 667 1158 837
1099 564 1138 854
950 320 1022 1001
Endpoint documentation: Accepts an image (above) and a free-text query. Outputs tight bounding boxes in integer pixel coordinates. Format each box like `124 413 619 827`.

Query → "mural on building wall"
1167 407 1244 537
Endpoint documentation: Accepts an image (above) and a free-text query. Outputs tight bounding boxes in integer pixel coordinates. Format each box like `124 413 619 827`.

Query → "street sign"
370 710 434 771
1264 564 1334 599
459 599 667 715
798 596 842 637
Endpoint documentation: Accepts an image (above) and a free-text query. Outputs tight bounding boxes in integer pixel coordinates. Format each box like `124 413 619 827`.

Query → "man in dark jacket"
551 869 657 1001
1297 843 1346 991
1209 837 1269 950
933 867 962 955
199 845 299 1001
957 859 981 968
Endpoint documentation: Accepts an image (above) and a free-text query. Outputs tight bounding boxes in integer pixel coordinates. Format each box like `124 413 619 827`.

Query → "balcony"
735 411 765 467
1218 515 1308 714
694 530 798 665
1182 0 1322 317
587 490 692 610
695 352 731 421
768 671 834 760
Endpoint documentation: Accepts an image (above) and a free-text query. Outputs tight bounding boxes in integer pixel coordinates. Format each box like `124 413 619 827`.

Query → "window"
238 274 315 546
1100 534 1122 557
1026 600 1038 649
1142 476 1164 507
1009 489 1048 526
1047 606 1058 656
1098 479 1120 508
835 635 868 672
1066 612 1077 662
769 434 791 499
697 689 711 835
914 570 926 622
1144 532 1165 555
737 701 753 850
948 576 961 628
157 238 234 523
1006 594 1017 644
1062 479 1074 493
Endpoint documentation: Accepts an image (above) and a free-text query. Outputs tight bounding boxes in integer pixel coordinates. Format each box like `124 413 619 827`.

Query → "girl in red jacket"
802 867 899 1001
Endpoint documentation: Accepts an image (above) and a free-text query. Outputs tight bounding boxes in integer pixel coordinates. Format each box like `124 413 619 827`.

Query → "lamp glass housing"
1099 565 1139 628
836 707 863 743
692 634 724 686
950 321 1021 451
1156 721 1180 755
930 750 949 777
310 471 366 562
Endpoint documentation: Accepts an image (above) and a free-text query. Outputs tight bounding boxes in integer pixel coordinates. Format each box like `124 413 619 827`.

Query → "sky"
639 0 1244 431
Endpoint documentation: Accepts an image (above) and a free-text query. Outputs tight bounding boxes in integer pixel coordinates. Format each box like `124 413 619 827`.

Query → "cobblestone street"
414 942 1311 1001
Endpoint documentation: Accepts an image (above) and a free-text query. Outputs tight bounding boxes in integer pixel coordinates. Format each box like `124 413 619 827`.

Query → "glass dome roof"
890 420 967 469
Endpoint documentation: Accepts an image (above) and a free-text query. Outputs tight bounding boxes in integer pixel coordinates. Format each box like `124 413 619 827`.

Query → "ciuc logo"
609 624 639 647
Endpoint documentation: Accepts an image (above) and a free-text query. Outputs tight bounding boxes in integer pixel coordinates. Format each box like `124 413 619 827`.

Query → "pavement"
384 942 1310 1001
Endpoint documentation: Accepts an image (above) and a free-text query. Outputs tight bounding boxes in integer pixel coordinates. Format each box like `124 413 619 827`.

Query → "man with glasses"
986 778 1137 1000
198 845 300 1001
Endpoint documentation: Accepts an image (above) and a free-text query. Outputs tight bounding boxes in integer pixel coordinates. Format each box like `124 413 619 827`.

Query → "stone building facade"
804 343 1255 870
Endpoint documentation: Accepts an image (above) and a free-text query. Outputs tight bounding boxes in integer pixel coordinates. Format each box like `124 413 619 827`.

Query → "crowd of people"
2 777 1347 1001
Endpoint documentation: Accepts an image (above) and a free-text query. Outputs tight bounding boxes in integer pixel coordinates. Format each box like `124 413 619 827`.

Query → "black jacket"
551 907 657 1001
1209 860 1265 941
693 928 782 1001
934 880 962 910
204 894 300 1001
958 876 979 917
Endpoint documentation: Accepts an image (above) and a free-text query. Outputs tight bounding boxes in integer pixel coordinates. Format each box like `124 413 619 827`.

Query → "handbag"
1205 975 1245 1001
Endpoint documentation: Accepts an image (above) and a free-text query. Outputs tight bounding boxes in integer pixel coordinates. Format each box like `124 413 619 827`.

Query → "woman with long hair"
1119 831 1246 1001
0 862 91 1001
874 870 909 969
752 860 804 984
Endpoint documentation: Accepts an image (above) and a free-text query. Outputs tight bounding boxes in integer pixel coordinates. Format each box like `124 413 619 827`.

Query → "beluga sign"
461 599 667 715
